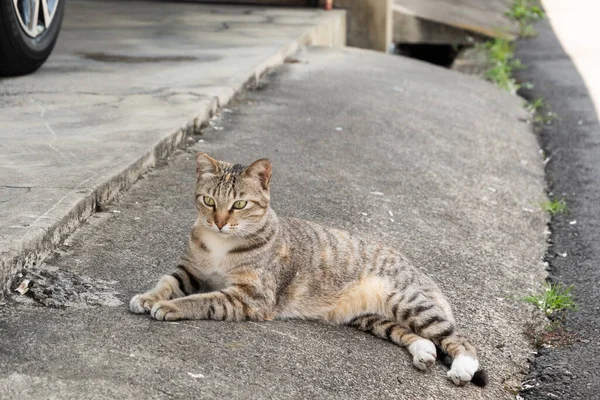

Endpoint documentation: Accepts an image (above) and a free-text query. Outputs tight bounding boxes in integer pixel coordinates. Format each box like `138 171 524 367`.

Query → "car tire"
0 0 66 77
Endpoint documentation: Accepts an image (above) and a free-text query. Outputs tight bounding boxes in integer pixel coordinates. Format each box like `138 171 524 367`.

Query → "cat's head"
195 153 272 237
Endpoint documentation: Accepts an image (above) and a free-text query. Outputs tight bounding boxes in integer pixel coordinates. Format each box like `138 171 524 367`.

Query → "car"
0 0 66 77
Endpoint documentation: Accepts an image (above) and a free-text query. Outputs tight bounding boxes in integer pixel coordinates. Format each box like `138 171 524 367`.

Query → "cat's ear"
196 153 221 177
244 158 272 190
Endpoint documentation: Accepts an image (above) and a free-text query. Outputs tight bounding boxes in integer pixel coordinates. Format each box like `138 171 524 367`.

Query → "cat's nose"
215 221 226 230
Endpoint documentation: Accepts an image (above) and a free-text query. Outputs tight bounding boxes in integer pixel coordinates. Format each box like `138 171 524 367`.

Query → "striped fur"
130 153 487 387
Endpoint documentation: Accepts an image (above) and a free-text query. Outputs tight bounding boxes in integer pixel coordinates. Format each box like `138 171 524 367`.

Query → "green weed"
540 198 567 215
522 282 578 318
524 98 558 131
525 97 545 112
506 0 545 37
482 1 545 91
534 111 558 125
484 39 524 93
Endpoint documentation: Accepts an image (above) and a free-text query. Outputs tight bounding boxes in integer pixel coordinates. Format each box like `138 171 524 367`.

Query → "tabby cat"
130 153 487 387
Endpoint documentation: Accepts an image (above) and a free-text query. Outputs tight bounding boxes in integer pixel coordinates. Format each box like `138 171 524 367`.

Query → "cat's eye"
203 196 215 207
232 200 247 210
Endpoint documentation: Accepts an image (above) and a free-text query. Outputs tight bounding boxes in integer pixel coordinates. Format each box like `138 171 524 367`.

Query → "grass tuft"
525 97 544 112
540 198 567 215
522 282 578 318
482 1 546 92
506 0 545 37
534 110 558 125
483 39 523 93
524 97 558 132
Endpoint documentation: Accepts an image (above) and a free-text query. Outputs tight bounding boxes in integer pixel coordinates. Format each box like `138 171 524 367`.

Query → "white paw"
408 339 437 371
447 355 479 386
129 294 146 314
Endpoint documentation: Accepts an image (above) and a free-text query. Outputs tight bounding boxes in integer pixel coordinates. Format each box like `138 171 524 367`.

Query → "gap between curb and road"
0 8 346 298
515 2 600 397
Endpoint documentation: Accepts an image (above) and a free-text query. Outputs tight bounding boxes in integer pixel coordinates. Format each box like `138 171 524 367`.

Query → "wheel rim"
12 0 59 38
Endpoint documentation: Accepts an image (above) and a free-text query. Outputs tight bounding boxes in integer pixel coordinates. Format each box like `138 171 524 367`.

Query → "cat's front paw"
447 355 479 386
408 339 437 371
129 293 161 314
151 300 184 321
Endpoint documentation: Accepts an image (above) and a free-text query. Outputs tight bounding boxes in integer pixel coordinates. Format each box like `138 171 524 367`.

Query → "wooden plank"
394 9 485 44
394 0 518 39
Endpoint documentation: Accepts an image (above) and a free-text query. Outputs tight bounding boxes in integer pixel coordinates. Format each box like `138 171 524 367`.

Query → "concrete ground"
0 0 344 294
516 2 600 398
1 47 547 399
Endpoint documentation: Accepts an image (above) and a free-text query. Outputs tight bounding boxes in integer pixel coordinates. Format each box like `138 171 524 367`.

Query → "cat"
130 153 487 387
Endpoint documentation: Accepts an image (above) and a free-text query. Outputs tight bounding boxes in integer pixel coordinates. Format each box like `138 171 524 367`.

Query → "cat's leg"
436 332 480 386
390 291 480 386
424 293 485 385
150 286 274 322
130 264 208 314
347 314 437 371
416 304 482 386
150 269 275 321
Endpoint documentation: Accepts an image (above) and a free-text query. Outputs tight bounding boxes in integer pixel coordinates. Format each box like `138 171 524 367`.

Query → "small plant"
484 39 524 93
540 198 567 215
482 1 545 92
506 0 545 37
525 97 544 112
523 97 558 133
534 110 558 125
522 282 578 318
525 98 558 131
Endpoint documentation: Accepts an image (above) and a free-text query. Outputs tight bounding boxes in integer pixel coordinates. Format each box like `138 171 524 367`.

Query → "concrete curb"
0 11 346 298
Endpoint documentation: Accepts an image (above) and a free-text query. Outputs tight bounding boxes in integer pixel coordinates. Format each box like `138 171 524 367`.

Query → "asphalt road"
516 18 600 400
